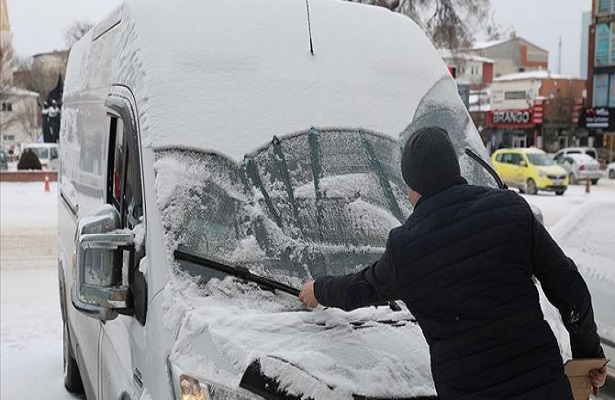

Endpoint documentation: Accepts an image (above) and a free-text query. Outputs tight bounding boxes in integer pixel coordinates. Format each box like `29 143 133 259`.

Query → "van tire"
63 323 84 394
526 179 538 195
591 179 599 185
555 190 565 196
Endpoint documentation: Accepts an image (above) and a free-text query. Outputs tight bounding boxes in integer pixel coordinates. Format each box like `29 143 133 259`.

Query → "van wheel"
63 323 84 394
610 170 615 179
555 190 565 196
591 179 599 185
526 179 538 195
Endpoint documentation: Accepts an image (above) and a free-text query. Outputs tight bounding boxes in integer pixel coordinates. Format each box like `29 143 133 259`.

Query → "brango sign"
488 109 534 128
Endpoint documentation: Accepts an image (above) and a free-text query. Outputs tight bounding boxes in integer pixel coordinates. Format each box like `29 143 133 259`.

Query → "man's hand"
590 366 607 396
299 280 319 308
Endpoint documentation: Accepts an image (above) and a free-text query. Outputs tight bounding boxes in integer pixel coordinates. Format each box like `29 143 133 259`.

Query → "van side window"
109 117 124 209
106 112 147 325
107 116 142 228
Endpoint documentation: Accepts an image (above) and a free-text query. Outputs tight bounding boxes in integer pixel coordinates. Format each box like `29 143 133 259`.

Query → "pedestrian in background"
299 126 607 399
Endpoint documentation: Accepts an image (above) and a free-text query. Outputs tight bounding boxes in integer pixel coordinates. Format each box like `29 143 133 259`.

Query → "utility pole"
558 36 562 74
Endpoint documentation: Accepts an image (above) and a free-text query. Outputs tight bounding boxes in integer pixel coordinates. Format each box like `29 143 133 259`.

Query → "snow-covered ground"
1 179 614 399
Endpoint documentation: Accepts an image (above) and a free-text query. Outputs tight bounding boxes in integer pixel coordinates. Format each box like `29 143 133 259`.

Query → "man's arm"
531 215 604 359
299 242 399 311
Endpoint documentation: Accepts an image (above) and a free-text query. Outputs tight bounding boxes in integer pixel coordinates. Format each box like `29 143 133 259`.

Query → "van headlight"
170 363 256 400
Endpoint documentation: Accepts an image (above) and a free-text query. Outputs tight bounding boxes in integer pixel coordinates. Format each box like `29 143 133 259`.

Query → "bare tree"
0 43 19 132
65 21 94 49
347 0 492 49
16 98 41 142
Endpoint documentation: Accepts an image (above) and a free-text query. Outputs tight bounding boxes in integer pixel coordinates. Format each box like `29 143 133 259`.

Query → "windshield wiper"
174 248 401 312
465 147 506 190
174 249 300 296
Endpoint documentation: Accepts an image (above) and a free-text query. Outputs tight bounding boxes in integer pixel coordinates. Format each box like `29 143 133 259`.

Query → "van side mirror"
519 160 527 167
72 206 134 320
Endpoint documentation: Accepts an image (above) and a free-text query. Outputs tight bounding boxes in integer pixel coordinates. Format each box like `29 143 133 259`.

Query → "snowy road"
1 179 614 399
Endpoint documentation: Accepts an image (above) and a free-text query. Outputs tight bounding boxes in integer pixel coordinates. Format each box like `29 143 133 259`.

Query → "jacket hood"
168 278 436 399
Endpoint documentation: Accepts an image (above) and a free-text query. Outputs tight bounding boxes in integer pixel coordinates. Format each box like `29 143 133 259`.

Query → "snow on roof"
1 86 39 97
493 69 581 82
472 38 510 50
99 0 449 161
472 37 548 53
438 49 494 64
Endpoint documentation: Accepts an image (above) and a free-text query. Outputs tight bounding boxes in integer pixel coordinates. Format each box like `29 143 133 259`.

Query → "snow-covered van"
58 0 511 399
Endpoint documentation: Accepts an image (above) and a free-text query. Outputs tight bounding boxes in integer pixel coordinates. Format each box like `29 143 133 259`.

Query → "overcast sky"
5 0 591 77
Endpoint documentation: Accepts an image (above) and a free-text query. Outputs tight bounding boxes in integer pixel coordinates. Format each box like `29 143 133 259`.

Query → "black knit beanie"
401 126 461 197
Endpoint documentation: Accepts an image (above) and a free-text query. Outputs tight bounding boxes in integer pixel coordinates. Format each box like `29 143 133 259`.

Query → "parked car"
555 153 603 185
607 162 615 179
0 147 7 171
491 148 568 195
553 146 598 162
55 1 544 399
20 143 59 170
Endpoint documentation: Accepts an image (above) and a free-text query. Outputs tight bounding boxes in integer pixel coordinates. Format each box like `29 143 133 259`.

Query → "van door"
100 88 147 400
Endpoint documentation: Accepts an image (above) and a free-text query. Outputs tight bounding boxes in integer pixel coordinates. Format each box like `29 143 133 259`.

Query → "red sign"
488 109 535 128
533 99 544 124
572 97 584 124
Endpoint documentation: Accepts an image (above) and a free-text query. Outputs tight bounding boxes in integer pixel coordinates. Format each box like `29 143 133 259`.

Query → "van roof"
68 0 451 161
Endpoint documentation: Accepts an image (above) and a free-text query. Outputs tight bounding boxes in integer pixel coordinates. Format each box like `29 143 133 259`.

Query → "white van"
21 142 59 170
58 0 502 399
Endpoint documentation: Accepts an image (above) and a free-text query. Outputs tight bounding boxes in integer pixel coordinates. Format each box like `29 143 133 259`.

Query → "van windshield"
527 153 554 166
156 129 412 288
28 147 49 160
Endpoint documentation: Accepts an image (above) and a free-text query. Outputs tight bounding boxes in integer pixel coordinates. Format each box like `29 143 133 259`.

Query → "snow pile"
551 200 615 285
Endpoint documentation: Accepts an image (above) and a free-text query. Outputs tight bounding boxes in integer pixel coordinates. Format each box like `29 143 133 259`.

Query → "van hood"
168 278 435 399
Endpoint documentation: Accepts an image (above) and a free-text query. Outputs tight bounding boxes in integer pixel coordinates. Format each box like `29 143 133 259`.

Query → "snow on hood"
168 278 435 399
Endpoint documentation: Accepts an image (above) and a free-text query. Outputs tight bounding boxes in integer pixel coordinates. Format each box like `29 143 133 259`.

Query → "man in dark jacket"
298 126 607 399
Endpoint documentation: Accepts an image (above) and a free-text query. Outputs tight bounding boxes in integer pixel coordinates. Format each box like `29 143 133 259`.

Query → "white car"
20 143 59 170
553 146 598 162
555 153 603 185
607 162 615 179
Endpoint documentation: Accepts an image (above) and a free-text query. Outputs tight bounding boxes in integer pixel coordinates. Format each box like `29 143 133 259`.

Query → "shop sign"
582 107 610 129
488 109 534 128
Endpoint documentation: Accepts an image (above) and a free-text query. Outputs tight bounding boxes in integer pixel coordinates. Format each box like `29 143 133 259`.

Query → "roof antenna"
305 0 314 55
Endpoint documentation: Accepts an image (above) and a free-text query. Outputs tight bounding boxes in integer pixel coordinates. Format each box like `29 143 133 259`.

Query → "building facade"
486 70 586 153
585 0 615 163
0 0 41 156
467 37 549 78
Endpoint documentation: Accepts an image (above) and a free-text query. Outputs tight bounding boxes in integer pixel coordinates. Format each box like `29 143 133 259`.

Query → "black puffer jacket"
315 182 604 400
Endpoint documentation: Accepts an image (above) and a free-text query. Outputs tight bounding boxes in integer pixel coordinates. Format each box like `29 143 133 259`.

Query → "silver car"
556 153 603 185
607 162 615 179
0 148 7 171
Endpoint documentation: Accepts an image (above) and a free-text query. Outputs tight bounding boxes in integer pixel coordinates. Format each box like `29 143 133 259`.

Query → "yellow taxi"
491 147 568 195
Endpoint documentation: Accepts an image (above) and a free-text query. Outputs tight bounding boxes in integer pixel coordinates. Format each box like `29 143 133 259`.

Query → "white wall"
490 79 541 110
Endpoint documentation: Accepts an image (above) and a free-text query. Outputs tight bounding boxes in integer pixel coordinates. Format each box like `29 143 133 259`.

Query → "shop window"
1 102 12 112
594 74 609 107
594 22 615 66
599 0 615 14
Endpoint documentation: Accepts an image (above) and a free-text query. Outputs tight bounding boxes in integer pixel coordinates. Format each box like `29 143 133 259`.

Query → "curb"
0 171 58 182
